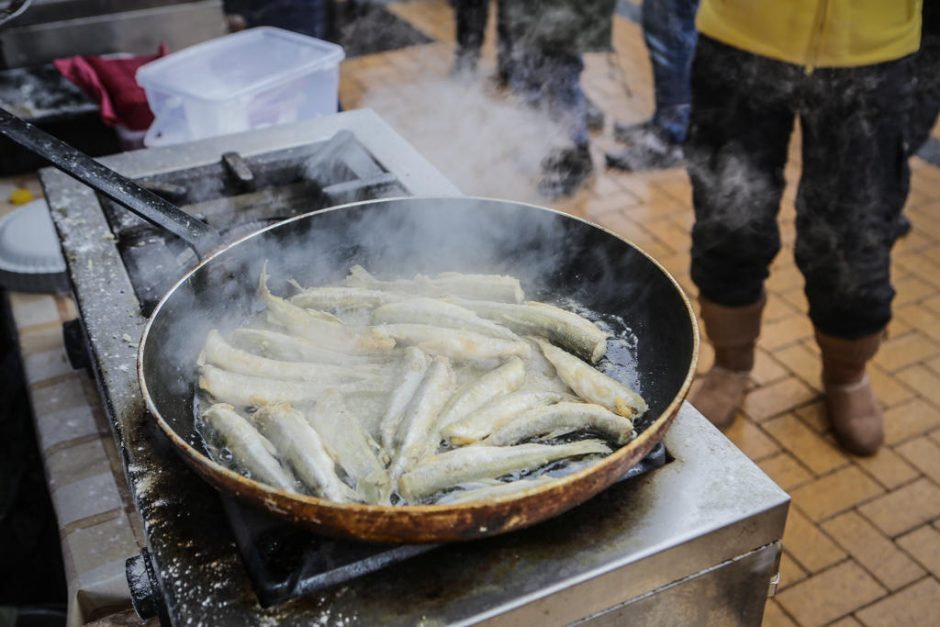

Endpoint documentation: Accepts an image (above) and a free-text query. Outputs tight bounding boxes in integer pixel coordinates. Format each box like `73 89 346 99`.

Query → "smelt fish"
306 391 391 504
450 299 609 363
344 265 524 303
441 391 571 445
260 264 395 354
437 477 555 504
399 440 611 501
389 357 455 479
372 298 518 340
199 365 375 407
202 330 381 382
288 283 402 310
229 328 381 366
201 404 296 492
533 338 647 418
435 357 526 431
482 402 635 446
379 347 431 453
252 403 359 503
380 324 530 364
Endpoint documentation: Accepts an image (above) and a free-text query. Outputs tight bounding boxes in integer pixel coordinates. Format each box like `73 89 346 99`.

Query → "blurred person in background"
687 0 922 456
606 0 700 172
499 0 617 198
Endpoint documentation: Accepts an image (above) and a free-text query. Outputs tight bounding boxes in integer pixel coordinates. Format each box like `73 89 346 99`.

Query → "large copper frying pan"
0 109 698 544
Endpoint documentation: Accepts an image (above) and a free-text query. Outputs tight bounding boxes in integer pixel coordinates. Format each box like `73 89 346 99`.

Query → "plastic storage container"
137 27 345 146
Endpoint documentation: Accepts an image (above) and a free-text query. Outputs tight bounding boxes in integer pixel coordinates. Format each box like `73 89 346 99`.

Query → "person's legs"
509 50 593 197
453 0 490 75
795 58 913 454
607 0 699 171
908 0 940 155
685 37 798 428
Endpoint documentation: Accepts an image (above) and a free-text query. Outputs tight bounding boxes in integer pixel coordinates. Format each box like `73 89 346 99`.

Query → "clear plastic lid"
136 27 345 101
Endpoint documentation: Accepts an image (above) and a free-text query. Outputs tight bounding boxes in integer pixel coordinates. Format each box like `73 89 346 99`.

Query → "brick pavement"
347 2 940 624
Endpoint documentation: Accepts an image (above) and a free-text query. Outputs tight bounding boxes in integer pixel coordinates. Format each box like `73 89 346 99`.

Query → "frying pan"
0 107 699 543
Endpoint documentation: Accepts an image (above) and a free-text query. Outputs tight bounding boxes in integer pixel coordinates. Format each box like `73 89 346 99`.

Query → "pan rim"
137 196 700 516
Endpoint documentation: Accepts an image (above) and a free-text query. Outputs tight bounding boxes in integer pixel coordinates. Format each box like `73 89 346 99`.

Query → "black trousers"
687 36 912 340
454 0 514 80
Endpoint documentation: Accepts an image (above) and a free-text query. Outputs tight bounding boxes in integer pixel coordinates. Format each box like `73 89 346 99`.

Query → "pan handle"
0 106 222 258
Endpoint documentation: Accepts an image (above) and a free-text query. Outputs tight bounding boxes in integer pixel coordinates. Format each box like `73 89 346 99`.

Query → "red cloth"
53 45 167 132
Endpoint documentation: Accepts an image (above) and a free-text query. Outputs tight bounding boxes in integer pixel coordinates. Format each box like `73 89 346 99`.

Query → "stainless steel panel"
1 0 224 68
6 0 198 27
574 543 781 627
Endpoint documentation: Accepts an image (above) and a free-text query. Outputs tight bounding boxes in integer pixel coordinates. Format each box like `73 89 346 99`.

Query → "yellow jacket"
696 0 923 69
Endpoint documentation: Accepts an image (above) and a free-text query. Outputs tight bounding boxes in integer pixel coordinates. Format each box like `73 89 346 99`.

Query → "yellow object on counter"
9 188 35 205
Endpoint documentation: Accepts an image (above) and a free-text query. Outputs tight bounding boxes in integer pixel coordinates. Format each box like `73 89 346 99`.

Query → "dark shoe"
606 131 683 171
451 48 480 78
585 96 605 132
538 145 594 199
896 214 912 238
613 119 658 145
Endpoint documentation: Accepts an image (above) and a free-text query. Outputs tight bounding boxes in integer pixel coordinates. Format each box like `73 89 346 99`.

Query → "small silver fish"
372 298 518 340
481 402 635 446
305 391 391 504
379 324 530 364
344 265 525 303
252 403 360 503
389 356 456 479
435 357 526 432
201 403 296 492
533 338 647 418
380 347 431 454
441 391 572 445
399 440 611 502
450 299 609 363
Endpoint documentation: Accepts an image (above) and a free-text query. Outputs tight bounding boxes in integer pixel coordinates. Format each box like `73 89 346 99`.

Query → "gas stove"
40 110 788 626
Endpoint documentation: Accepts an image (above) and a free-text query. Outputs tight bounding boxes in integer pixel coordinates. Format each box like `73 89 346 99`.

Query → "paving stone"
794 401 829 433
894 303 940 343
752 348 791 386
773 343 821 390
791 466 884 522
873 333 940 372
896 525 940 578
763 414 848 475
883 399 940 446
827 618 863 627
821 512 925 590
776 561 885 627
742 377 817 422
758 453 814 491
868 365 916 408
759 315 815 352
778 551 808 590
783 508 846 573
896 436 940 484
762 599 798 627
855 577 940 627
724 417 780 461
858 478 940 537
854 446 920 490
895 364 940 409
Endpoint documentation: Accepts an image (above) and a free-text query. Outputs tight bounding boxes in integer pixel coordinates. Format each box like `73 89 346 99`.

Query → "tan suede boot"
690 296 765 430
816 330 885 456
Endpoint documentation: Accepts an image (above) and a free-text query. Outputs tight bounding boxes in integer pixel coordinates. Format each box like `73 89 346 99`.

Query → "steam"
361 76 569 202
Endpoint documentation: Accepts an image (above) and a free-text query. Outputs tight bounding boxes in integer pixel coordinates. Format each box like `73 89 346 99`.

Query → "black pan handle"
0 106 222 258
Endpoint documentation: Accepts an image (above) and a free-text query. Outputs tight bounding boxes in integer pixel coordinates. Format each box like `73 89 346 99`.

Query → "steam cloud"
361 76 569 202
